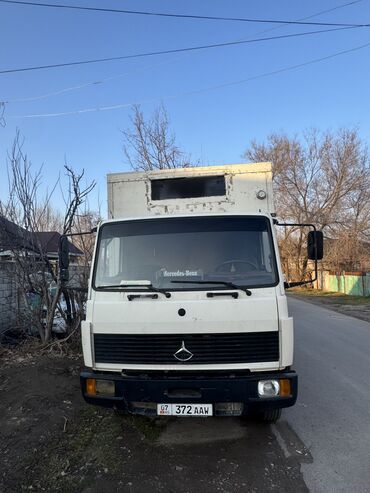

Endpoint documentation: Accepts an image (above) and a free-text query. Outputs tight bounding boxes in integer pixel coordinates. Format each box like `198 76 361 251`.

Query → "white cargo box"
107 163 274 219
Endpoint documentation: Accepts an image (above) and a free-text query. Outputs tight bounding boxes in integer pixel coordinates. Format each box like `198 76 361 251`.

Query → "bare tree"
46 165 96 341
123 104 196 171
244 128 370 279
71 210 100 264
0 132 95 342
34 203 63 232
0 102 6 128
69 209 101 306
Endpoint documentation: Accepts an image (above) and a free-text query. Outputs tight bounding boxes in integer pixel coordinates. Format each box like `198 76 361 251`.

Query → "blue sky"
0 0 369 215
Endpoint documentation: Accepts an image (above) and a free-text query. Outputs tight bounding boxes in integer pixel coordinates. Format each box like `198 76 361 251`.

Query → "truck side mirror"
59 235 70 283
307 230 324 260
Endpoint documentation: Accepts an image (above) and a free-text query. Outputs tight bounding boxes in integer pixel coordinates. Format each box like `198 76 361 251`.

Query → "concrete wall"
0 261 20 333
0 260 88 335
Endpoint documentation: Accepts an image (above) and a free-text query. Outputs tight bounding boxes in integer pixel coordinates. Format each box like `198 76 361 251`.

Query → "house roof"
0 216 35 252
0 216 83 257
34 231 83 257
324 237 370 255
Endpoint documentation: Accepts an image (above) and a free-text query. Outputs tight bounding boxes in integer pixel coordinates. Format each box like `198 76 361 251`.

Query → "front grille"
94 332 279 365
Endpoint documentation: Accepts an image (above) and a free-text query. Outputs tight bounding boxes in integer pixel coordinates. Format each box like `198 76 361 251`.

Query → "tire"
113 408 127 416
259 408 282 423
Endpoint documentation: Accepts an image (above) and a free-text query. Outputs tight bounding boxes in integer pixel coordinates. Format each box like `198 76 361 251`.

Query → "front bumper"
80 369 298 416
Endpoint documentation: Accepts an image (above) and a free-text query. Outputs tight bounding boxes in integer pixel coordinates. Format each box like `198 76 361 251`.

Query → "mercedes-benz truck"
69 163 322 422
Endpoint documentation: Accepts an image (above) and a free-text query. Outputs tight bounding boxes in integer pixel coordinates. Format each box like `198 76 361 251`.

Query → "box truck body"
80 163 297 420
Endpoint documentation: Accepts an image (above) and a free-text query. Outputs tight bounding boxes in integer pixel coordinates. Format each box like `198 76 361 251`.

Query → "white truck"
60 163 323 422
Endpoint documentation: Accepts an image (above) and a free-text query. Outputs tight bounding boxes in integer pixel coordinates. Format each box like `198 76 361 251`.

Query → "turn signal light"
86 378 96 396
279 379 292 397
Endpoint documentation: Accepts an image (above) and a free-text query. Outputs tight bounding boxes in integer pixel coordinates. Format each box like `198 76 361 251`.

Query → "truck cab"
79 163 298 421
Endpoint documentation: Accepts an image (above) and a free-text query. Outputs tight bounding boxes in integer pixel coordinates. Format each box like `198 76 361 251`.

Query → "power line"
294 0 363 20
0 26 359 76
233 1 365 46
240 0 364 38
3 0 362 104
0 0 369 27
4 56 182 103
190 40 370 94
11 39 370 119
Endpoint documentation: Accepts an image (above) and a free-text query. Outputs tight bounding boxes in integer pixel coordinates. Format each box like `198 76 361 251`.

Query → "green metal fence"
321 272 370 296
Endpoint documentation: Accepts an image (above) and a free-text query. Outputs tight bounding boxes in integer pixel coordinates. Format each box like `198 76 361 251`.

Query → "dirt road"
0 354 307 493
3 295 370 492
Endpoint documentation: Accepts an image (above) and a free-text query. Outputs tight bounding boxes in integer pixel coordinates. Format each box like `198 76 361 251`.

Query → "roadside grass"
23 407 124 492
22 406 167 492
288 288 370 305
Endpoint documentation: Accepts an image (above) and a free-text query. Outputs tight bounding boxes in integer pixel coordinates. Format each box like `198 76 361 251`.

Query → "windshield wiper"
97 283 171 298
170 280 252 296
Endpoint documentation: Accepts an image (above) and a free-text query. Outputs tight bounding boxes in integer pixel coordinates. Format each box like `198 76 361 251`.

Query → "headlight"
258 379 280 398
86 378 115 396
258 379 292 398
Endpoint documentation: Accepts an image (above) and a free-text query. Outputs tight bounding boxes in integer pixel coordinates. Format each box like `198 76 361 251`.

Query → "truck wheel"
260 408 282 423
113 408 127 416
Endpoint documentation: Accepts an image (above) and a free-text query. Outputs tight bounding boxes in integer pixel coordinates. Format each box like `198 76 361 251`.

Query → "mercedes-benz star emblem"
174 340 193 362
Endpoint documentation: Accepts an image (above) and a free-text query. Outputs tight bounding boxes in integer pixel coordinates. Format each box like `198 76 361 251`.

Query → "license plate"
157 403 213 417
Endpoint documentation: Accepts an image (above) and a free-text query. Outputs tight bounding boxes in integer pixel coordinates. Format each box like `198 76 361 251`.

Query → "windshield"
93 216 278 290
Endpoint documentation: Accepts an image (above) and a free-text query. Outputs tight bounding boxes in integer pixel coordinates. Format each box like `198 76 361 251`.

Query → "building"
0 216 83 334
